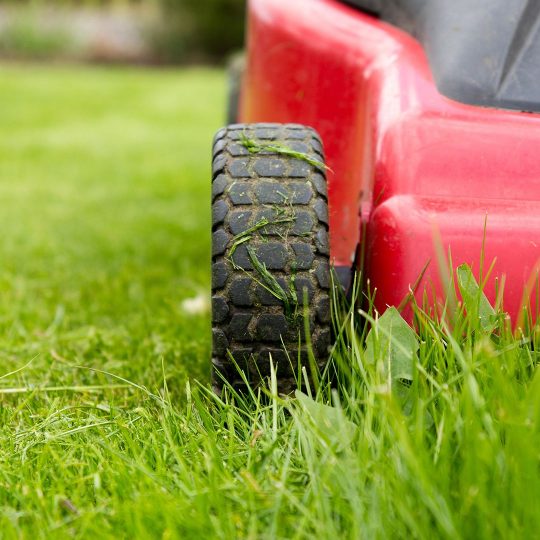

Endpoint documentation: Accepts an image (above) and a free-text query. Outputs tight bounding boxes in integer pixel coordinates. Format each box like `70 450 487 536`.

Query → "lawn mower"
211 0 540 390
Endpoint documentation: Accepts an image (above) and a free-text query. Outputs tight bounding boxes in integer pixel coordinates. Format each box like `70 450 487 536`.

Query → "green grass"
0 64 539 539
0 64 218 536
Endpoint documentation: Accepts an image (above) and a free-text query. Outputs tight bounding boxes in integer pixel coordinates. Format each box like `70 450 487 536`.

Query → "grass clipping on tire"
228 215 299 321
239 133 330 172
226 134 328 322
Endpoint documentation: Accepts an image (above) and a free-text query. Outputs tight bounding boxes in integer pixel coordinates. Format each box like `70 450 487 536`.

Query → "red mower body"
238 0 540 322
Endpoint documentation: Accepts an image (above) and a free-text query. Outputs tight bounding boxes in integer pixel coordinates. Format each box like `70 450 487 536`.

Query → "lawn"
0 64 217 535
0 64 539 539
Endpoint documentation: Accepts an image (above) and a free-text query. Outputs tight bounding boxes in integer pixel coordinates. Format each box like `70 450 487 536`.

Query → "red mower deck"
238 0 540 322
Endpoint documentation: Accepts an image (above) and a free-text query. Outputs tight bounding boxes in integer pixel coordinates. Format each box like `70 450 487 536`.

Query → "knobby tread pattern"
211 123 331 393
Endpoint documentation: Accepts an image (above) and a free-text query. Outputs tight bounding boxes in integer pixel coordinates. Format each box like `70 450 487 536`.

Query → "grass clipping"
240 133 330 172
228 215 299 320
227 133 327 319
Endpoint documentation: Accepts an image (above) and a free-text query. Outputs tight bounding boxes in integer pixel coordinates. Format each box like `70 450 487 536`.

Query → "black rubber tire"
211 123 331 393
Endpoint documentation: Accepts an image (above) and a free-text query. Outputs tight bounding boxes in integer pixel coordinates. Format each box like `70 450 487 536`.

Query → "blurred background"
0 0 245 64
0 0 247 392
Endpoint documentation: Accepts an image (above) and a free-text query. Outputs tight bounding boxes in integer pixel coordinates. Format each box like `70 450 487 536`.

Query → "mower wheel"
211 123 331 392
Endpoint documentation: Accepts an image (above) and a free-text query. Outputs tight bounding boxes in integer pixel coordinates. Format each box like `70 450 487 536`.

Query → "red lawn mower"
211 0 540 389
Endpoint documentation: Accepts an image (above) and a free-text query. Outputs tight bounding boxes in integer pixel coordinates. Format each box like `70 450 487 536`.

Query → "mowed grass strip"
0 65 539 539
0 65 217 535
0 64 220 388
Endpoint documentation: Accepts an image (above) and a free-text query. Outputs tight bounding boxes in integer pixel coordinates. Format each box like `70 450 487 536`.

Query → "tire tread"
211 123 331 392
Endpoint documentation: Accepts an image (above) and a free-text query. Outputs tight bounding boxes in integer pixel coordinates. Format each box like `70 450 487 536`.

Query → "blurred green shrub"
155 0 246 62
0 11 73 59
0 0 246 63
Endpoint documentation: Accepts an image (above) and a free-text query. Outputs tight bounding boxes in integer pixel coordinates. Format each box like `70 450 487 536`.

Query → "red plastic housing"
239 0 540 321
